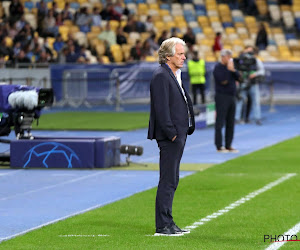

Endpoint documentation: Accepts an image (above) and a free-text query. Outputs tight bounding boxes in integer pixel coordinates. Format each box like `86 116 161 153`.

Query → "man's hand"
227 58 235 72
172 135 177 142
249 73 256 79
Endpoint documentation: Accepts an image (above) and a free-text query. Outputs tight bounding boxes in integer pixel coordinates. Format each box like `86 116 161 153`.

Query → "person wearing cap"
213 49 240 153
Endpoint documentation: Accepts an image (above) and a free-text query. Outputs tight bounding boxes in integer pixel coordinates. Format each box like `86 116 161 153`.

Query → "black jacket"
148 64 195 141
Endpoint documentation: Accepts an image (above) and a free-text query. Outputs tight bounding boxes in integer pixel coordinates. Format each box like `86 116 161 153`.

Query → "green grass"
32 112 149 131
1 136 300 249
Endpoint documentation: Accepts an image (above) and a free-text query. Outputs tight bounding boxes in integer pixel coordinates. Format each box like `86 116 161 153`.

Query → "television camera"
0 84 53 140
233 52 257 73
233 52 262 99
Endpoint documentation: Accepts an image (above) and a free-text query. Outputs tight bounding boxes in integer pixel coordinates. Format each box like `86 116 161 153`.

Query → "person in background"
245 46 265 125
9 0 24 23
188 51 206 104
53 34 65 53
129 39 142 61
183 27 195 47
123 15 145 33
157 30 168 46
213 32 222 52
43 9 58 37
116 26 127 45
213 49 240 153
141 40 153 58
170 27 179 38
91 7 102 27
145 16 154 32
255 23 268 51
66 44 79 63
55 12 64 26
98 22 116 46
75 7 92 33
100 3 121 21
51 1 59 18
16 49 31 65
61 2 73 21
57 46 68 63
114 0 129 16
148 37 195 236
146 30 159 52
37 0 48 34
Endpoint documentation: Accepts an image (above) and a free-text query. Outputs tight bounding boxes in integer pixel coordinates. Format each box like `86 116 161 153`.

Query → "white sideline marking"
183 173 296 232
59 234 109 237
265 222 300 250
0 187 146 243
0 172 193 243
0 171 111 201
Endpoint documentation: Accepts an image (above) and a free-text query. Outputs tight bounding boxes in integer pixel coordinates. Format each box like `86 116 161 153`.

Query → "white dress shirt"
175 69 188 103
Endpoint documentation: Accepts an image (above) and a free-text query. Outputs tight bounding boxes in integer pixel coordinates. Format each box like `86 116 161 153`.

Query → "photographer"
235 46 265 125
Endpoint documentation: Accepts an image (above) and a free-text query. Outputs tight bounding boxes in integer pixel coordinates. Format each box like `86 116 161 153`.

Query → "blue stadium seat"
124 0 134 4
24 1 34 10
268 39 277 45
80 26 90 33
194 4 206 11
185 15 197 22
192 27 202 34
222 22 234 28
232 16 244 23
196 10 206 16
160 4 171 11
183 9 194 17
285 33 296 40
135 0 146 3
70 2 80 10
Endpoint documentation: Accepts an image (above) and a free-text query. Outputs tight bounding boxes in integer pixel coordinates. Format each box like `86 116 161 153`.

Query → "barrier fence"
1 62 300 111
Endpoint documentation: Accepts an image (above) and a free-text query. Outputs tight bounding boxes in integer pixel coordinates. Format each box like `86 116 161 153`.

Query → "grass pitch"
32 112 149 131
1 136 299 249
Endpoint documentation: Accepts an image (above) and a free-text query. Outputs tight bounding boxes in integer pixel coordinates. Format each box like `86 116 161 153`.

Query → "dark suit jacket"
148 63 195 141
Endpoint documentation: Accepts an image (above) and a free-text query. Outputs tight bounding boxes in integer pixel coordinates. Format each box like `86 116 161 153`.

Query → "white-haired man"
213 49 240 153
148 37 195 236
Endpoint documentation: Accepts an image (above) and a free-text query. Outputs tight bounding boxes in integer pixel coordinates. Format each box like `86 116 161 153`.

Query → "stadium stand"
0 0 299 65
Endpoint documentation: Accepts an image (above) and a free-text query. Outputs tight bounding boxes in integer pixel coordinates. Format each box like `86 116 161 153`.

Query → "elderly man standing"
213 49 240 153
148 37 195 236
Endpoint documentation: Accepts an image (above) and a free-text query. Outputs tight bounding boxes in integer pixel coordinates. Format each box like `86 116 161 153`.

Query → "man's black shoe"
172 224 190 234
154 226 184 236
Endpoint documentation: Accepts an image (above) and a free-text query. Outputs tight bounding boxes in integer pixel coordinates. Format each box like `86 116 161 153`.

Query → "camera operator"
235 46 265 125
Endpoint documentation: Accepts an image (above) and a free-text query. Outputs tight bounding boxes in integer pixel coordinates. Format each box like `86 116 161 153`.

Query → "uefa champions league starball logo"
23 142 81 168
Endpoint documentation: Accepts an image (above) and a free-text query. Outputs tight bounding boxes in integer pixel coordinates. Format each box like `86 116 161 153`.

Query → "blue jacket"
148 64 195 141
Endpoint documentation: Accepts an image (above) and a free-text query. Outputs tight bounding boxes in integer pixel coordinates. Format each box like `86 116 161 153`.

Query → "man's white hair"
158 37 186 64
220 49 232 57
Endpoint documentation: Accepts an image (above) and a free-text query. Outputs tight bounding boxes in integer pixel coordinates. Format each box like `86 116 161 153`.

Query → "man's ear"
166 56 170 61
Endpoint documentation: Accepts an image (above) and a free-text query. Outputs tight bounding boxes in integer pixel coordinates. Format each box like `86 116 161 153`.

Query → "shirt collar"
175 69 181 79
164 63 181 77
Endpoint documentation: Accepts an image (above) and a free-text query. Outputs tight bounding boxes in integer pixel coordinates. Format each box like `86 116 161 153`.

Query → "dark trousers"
156 134 187 229
215 93 236 149
192 84 205 104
